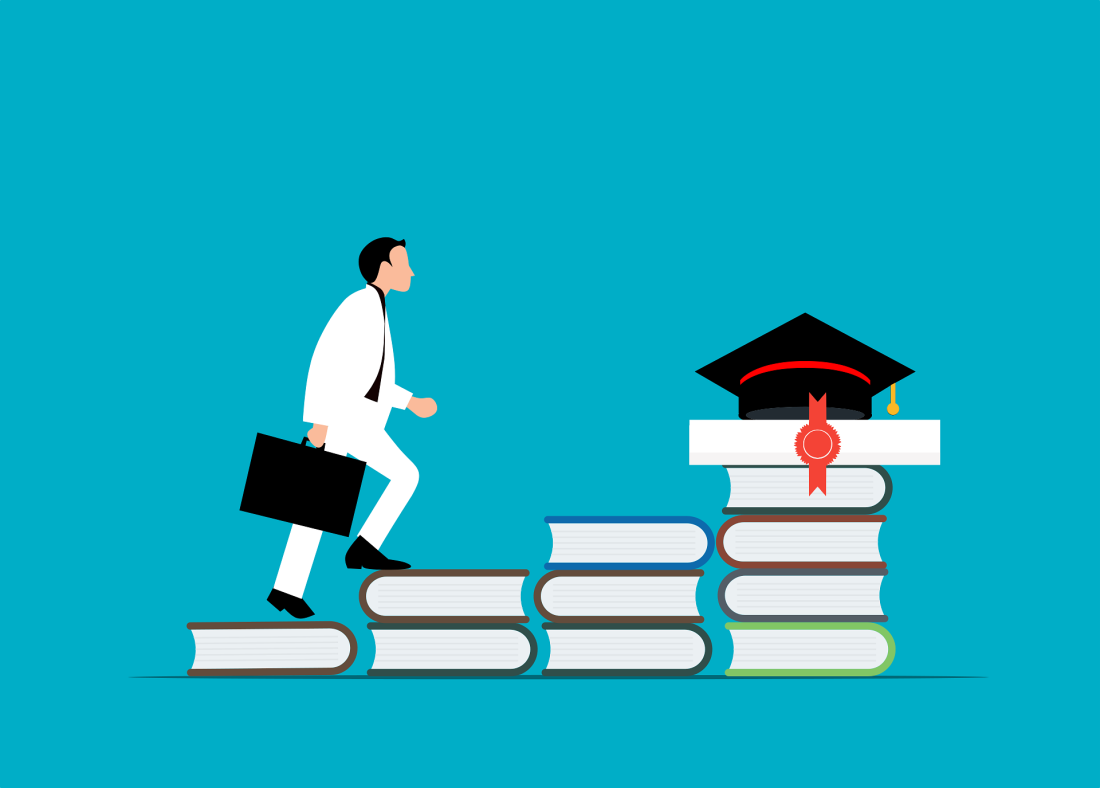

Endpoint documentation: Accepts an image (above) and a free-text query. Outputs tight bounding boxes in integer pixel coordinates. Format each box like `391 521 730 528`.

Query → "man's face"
386 245 415 291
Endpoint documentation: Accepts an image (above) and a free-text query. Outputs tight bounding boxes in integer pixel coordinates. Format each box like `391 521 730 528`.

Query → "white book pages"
365 575 525 618
545 628 707 670
547 522 708 564
728 628 890 670
541 575 701 617
724 519 883 563
370 629 530 670
725 574 884 617
191 628 352 671
726 467 885 509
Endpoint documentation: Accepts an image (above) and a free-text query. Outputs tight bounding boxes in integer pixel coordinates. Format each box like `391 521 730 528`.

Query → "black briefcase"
240 433 366 537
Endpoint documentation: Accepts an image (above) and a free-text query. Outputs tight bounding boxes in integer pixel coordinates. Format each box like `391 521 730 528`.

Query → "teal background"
2 1 1097 785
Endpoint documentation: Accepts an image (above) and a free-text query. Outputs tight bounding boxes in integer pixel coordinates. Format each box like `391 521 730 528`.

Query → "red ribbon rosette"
794 393 841 495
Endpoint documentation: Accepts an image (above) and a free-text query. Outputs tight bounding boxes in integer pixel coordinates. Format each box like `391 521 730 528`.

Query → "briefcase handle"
301 436 327 451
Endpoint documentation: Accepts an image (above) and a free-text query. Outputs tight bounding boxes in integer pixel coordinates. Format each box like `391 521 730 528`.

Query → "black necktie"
364 285 386 402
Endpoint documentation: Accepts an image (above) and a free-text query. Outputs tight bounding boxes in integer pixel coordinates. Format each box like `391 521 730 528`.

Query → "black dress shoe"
267 589 315 619
345 536 411 570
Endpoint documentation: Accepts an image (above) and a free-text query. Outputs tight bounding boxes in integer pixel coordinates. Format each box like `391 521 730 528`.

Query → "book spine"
541 624 712 676
365 624 538 676
358 570 530 624
543 516 715 569
715 515 887 568
534 570 705 623
724 622 895 676
721 465 892 515
717 569 888 622
186 622 358 677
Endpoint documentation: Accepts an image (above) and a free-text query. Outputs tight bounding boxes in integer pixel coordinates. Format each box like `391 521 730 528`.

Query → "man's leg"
269 435 348 615
273 524 322 598
344 430 418 568
356 430 419 548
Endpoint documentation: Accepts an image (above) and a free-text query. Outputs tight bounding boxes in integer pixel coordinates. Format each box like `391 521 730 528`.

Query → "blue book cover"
544 516 715 570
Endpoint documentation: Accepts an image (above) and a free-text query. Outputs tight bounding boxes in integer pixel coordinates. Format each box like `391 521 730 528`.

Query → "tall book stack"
536 516 714 676
358 570 537 675
690 419 940 676
692 313 941 676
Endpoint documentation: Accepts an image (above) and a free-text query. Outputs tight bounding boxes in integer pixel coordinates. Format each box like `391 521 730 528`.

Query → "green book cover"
724 622 895 676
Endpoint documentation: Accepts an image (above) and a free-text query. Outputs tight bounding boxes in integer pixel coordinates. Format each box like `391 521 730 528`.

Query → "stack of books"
536 516 714 676
187 570 537 676
359 569 537 675
690 419 940 676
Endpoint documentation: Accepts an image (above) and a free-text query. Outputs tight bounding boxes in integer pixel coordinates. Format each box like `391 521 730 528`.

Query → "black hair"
358 237 406 282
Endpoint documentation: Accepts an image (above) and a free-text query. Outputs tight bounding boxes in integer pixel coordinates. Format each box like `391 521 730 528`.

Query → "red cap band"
739 361 871 385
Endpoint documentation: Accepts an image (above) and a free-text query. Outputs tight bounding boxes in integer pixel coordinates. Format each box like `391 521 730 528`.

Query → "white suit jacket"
303 286 411 432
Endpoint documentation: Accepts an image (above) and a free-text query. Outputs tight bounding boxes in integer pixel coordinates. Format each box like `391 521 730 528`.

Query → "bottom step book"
187 621 357 676
542 624 712 676
367 624 537 676
724 623 895 676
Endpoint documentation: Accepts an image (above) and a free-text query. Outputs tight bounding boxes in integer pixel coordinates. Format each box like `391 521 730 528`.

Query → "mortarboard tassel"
887 383 900 415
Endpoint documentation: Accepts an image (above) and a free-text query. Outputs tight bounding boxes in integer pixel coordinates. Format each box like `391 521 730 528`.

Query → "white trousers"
273 427 419 598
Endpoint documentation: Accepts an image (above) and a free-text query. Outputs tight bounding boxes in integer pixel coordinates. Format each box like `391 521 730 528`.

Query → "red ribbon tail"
809 392 826 426
808 461 827 496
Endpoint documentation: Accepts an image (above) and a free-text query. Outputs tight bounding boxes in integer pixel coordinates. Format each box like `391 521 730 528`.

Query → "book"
359 569 529 623
366 624 537 675
718 569 887 621
542 624 712 675
724 622 895 676
689 419 941 466
533 570 704 623
717 515 888 567
543 516 714 569
721 466 892 514
187 621 357 676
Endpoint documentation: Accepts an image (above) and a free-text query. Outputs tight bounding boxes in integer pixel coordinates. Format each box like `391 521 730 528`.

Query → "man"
268 237 437 619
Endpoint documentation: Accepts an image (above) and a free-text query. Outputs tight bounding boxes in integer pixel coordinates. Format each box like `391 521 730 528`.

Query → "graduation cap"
696 313 914 420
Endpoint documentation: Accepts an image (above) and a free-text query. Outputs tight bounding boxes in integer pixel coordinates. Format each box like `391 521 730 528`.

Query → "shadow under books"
133 675 986 680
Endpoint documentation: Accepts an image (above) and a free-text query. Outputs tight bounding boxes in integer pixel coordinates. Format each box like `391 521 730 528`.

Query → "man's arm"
379 381 413 410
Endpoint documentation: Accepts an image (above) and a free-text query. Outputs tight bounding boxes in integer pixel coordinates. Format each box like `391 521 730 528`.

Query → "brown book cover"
717 515 888 568
359 569 530 623
186 621 357 677
533 570 704 623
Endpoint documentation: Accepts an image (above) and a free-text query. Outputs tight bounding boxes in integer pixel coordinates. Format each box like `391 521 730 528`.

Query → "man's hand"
307 423 329 446
408 397 437 418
